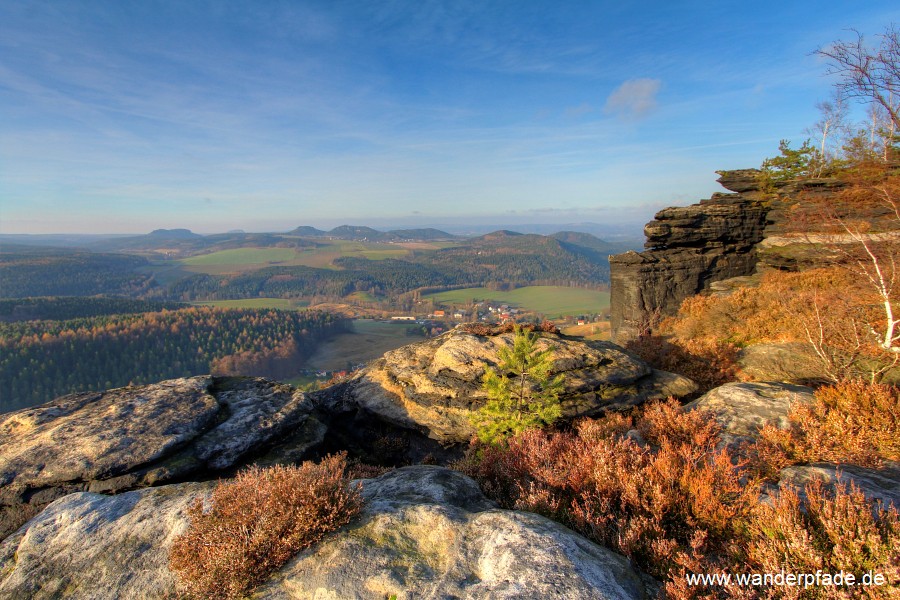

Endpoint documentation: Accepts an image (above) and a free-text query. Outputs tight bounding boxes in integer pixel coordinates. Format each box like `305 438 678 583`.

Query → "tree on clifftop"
472 325 564 444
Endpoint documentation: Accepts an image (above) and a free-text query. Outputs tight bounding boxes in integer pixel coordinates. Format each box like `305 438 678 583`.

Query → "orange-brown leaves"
168 454 362 600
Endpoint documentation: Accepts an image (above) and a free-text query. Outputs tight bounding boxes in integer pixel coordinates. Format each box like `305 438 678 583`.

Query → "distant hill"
91 231 313 255
472 230 524 243
327 225 392 241
290 225 455 242
415 231 609 285
147 228 202 239
550 231 638 256
288 226 328 237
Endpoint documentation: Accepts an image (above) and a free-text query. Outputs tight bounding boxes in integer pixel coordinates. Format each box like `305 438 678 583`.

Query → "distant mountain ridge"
288 225 458 241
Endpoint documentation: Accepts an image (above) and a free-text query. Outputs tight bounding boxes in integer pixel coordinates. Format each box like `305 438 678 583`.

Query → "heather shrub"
737 480 900 600
168 454 362 600
458 401 759 580
457 400 900 598
625 334 741 392
657 268 898 383
755 381 900 474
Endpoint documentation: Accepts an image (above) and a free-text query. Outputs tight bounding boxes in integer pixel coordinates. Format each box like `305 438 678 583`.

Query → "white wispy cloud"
603 78 662 120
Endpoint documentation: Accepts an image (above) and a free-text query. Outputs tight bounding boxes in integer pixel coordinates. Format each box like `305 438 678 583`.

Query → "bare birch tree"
815 25 900 134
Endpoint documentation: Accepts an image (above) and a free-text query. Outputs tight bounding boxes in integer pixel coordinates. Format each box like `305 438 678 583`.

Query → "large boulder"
311 328 697 443
0 377 326 539
0 466 651 599
685 381 814 446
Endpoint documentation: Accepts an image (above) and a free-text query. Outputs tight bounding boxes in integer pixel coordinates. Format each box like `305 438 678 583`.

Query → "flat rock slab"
0 377 219 492
0 466 650 600
778 462 900 510
0 377 325 540
686 381 814 445
0 482 211 599
312 328 696 443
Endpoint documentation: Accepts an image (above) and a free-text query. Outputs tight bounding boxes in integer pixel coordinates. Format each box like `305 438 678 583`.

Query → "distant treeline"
0 297 186 322
0 250 154 297
0 307 348 413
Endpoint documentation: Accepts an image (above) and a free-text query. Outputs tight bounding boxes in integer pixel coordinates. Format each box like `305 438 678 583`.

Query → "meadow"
425 286 610 318
180 247 300 266
301 319 421 372
192 298 307 310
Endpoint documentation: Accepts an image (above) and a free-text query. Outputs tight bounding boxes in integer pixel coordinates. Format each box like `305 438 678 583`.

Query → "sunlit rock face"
0 376 325 538
0 467 652 600
608 169 850 344
310 327 697 443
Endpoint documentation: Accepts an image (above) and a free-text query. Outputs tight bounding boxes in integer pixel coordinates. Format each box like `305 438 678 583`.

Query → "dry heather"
456 399 900 599
755 381 900 477
626 335 741 392
168 454 362 600
629 266 900 385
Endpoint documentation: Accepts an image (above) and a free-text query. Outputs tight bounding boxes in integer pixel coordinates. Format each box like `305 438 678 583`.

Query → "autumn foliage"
755 381 900 476
168 454 362 600
456 399 900 599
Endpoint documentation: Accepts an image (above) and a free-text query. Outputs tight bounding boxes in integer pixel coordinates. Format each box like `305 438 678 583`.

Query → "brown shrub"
168 454 362 600
456 400 900 598
457 401 758 581
626 335 741 392
346 459 393 480
459 322 493 336
540 320 561 334
658 268 899 383
738 479 900 599
756 381 900 473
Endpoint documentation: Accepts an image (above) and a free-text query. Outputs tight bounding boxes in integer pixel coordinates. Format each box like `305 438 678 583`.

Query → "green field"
192 298 306 310
424 286 610 318
302 319 421 371
180 247 299 266
145 240 455 281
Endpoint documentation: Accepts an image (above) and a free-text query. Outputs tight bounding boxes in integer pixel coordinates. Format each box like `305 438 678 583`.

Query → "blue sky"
1 1 898 235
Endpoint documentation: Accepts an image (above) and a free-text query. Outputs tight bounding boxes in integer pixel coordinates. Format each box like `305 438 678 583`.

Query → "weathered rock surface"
609 192 769 343
736 342 825 383
685 382 814 446
0 482 211 599
311 328 697 443
777 462 900 510
608 169 850 343
0 377 325 539
0 466 651 599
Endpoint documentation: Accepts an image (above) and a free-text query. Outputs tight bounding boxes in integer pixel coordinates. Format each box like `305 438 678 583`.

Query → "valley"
0 226 625 412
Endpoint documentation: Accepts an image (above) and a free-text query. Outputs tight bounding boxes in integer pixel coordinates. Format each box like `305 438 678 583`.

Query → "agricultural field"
192 298 307 310
302 319 422 372
180 247 299 266
425 286 610 318
560 321 611 341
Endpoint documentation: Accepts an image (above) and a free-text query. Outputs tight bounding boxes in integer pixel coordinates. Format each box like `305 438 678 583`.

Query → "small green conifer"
472 325 564 444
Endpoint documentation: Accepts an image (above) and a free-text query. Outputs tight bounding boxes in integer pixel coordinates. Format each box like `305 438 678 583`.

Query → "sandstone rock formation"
608 169 848 343
685 381 814 446
0 376 325 539
0 466 652 599
310 327 697 443
609 185 769 343
0 329 696 538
